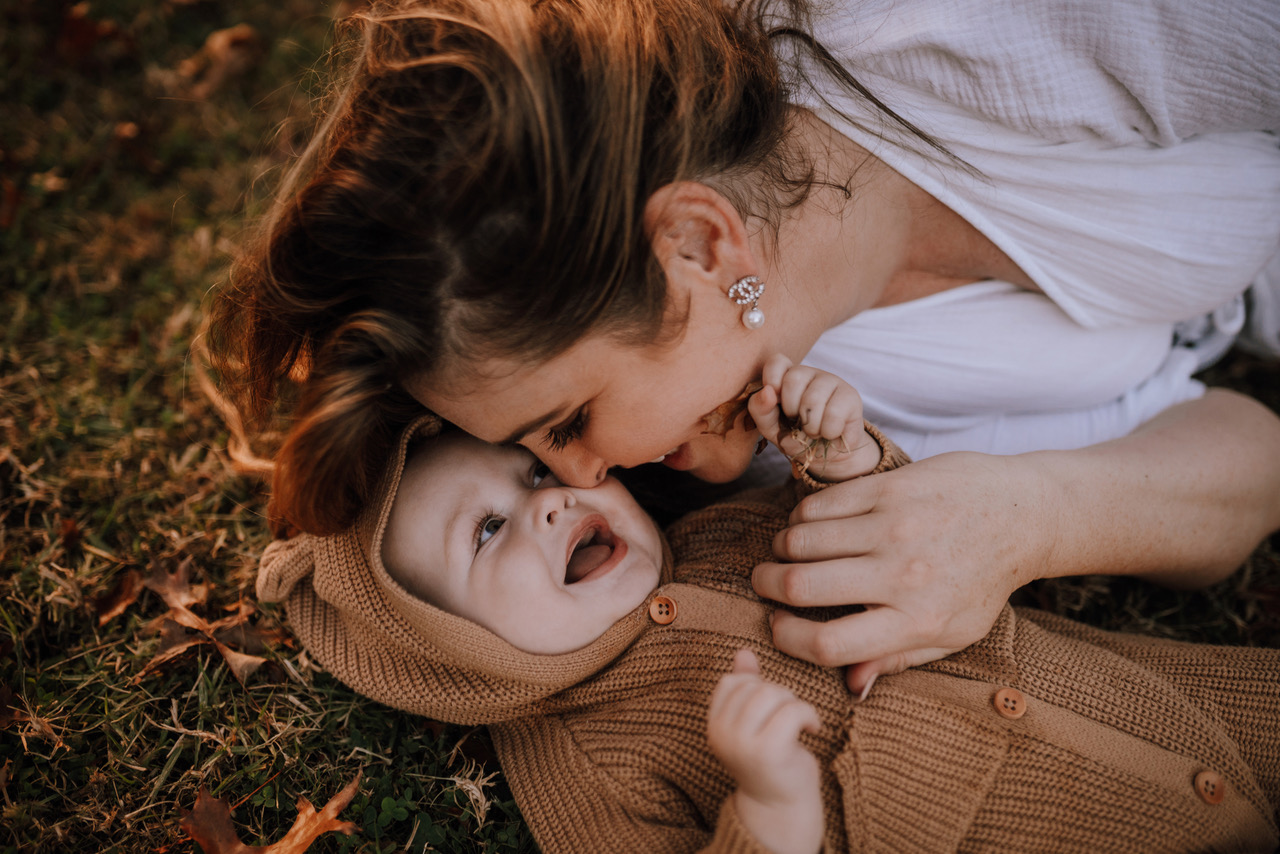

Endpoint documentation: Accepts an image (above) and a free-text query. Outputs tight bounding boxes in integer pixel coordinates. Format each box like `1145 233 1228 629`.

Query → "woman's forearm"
1027 388 1280 588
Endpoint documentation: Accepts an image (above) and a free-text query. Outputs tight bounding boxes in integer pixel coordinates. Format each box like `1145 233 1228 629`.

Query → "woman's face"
411 326 767 488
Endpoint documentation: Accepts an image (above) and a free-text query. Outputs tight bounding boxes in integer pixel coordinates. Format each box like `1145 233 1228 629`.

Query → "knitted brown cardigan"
257 416 1280 853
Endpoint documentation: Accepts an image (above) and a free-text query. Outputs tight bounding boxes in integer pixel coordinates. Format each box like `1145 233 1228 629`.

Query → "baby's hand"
707 649 824 854
748 354 881 482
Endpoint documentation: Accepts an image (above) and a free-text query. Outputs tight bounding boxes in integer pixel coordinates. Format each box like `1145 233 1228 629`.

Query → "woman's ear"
644 182 755 289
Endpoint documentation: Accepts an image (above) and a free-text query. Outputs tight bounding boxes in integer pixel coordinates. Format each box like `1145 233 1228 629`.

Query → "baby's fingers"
748 384 785 443
763 694 822 741
732 648 762 675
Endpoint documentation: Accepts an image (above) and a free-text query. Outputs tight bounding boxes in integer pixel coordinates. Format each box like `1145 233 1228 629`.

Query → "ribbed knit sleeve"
492 715 776 853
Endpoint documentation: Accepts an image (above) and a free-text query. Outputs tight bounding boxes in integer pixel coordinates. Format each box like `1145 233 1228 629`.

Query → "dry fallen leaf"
136 562 274 685
178 24 262 100
181 772 362 854
93 569 143 626
0 178 21 230
57 2 134 66
0 685 21 729
212 641 267 685
144 556 209 612
699 381 763 437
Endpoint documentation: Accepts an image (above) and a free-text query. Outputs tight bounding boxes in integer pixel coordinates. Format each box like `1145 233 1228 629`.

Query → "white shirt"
771 0 1280 457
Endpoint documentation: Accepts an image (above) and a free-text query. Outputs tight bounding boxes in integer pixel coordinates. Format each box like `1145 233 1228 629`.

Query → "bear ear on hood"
256 535 317 603
257 412 447 605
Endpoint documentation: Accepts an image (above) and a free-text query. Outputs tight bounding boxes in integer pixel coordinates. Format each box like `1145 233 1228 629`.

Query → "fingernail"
856 673 878 704
768 610 776 628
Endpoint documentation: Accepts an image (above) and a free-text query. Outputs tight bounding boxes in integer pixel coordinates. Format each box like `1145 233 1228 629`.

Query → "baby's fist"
707 650 824 853
748 355 881 482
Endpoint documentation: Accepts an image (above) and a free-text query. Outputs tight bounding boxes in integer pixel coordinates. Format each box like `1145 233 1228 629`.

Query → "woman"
210 0 1280 690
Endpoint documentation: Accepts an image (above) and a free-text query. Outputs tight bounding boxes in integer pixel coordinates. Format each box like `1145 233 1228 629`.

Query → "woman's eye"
477 515 505 549
544 409 588 452
531 462 550 487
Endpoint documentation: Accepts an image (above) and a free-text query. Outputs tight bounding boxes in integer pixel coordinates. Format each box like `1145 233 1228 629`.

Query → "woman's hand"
753 451 1039 693
752 390 1280 693
707 649 824 854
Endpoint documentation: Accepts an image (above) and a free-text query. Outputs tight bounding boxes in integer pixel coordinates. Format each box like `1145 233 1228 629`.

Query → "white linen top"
771 0 1280 458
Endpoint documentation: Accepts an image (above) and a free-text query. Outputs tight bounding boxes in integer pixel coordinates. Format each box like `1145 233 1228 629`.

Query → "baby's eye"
531 461 550 487
477 515 505 549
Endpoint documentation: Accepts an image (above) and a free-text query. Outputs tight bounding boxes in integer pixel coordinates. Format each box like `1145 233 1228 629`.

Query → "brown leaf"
94 569 143 627
57 2 130 65
0 684 22 729
59 516 81 549
213 621 290 655
136 620 210 683
144 556 209 612
178 24 263 100
156 618 204 654
213 641 266 686
699 381 763 437
0 178 21 230
181 772 362 854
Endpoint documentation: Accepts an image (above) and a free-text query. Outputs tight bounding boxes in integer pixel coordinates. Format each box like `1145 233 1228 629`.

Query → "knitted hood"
256 414 674 725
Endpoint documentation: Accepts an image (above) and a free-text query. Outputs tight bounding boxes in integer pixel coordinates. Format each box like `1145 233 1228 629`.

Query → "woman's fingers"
753 556 883 608
768 607 926 670
844 650 948 698
787 477 881 527
755 453 1039 681
771 513 879 564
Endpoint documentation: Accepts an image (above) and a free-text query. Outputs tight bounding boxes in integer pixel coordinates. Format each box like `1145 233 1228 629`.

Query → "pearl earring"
728 275 765 329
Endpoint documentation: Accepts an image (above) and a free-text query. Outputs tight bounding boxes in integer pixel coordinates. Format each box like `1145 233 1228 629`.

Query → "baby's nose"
534 486 576 525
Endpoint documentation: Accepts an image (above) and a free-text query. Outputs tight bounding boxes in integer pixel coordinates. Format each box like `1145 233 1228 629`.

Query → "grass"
1 2 1277 852
1 2 531 851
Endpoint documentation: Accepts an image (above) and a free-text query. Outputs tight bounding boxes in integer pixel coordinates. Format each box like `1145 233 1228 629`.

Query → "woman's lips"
660 444 693 471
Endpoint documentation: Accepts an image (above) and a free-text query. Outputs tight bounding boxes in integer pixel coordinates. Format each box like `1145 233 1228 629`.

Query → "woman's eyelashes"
543 409 587 452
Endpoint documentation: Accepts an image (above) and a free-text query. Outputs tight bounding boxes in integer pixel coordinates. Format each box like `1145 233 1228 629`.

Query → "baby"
258 360 1280 853
381 355 878 853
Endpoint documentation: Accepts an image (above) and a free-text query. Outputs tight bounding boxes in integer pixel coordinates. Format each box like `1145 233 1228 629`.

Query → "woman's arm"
752 389 1280 687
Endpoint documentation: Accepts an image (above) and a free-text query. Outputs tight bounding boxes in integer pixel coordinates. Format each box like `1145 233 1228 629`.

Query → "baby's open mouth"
566 520 617 584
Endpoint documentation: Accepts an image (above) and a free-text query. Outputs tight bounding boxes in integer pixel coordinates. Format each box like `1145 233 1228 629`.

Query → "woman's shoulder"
794 0 1280 145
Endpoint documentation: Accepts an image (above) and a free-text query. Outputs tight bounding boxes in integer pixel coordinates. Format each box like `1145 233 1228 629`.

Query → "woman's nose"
538 445 608 489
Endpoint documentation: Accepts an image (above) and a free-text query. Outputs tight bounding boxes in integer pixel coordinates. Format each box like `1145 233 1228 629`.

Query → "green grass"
1 2 1277 852
1 2 532 851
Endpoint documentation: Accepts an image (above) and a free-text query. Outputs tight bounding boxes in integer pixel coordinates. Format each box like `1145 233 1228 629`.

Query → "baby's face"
383 432 664 654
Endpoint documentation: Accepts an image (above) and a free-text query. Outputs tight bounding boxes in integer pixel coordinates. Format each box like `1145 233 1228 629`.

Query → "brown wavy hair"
207 0 944 535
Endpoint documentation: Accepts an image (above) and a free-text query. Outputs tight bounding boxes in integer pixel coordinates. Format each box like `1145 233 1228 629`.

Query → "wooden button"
1194 770 1225 805
992 687 1027 719
648 595 677 625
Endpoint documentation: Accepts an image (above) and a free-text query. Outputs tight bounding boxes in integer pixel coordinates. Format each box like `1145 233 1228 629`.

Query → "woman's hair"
207 0 938 535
